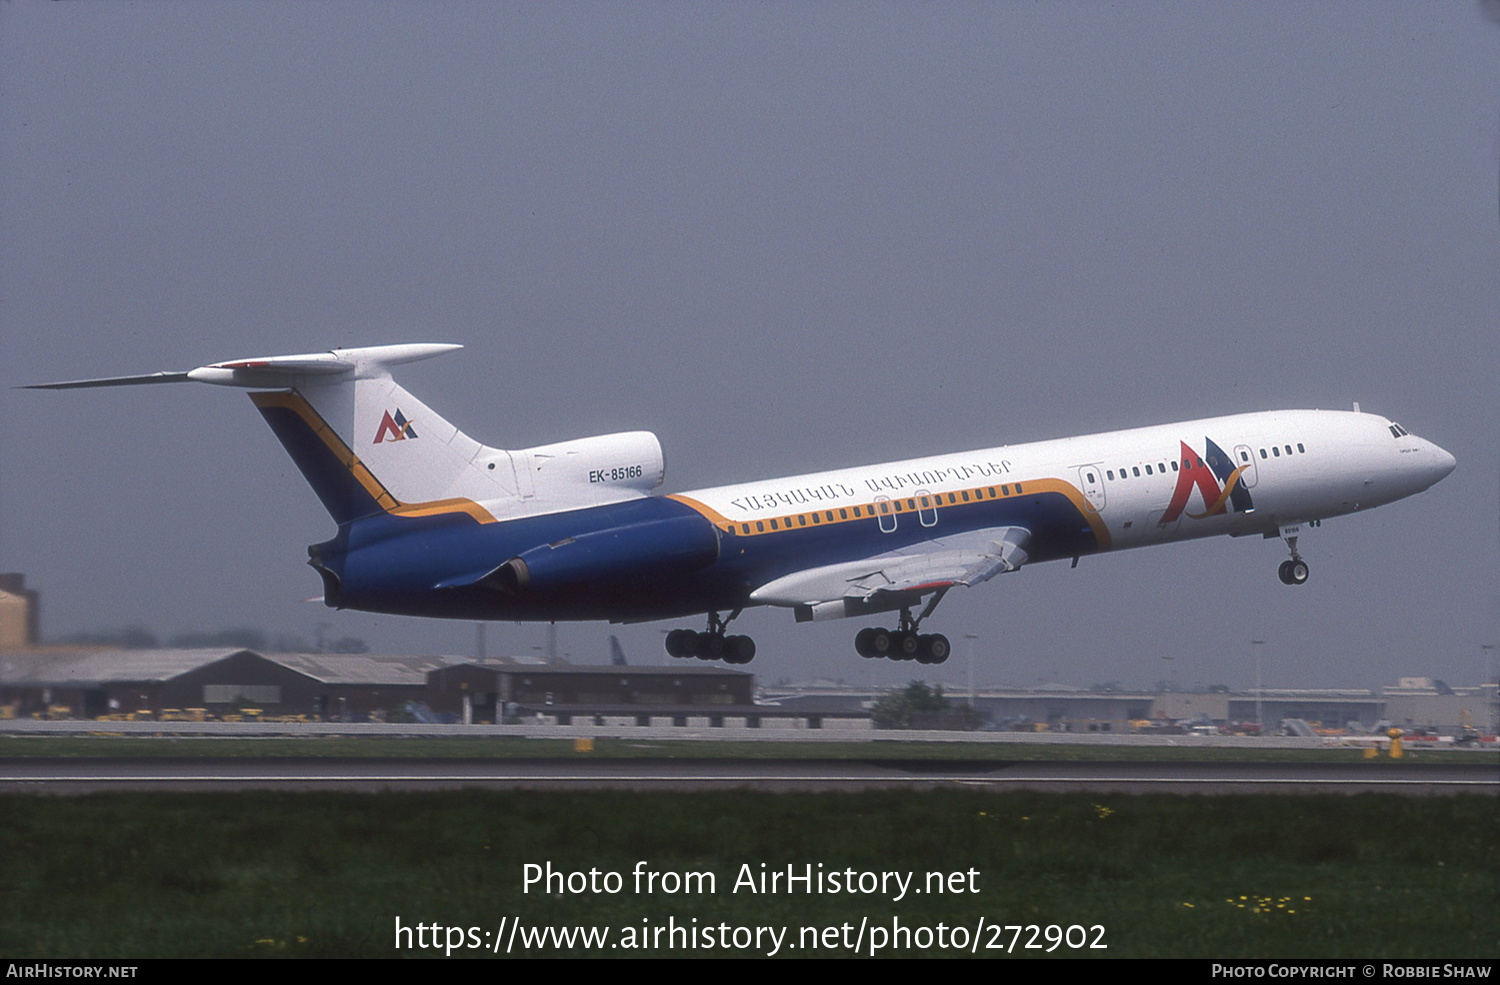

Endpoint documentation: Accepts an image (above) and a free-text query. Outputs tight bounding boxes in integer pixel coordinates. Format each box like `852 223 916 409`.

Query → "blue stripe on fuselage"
320 485 1102 622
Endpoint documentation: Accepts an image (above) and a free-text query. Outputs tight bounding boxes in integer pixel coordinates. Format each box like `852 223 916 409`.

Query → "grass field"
0 788 1493 958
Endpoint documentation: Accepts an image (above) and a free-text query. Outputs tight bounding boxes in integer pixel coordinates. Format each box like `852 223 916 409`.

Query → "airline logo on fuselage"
374 409 419 444
1162 437 1253 522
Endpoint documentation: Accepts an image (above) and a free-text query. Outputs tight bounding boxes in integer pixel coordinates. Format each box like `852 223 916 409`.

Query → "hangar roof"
0 647 252 685
0 649 558 687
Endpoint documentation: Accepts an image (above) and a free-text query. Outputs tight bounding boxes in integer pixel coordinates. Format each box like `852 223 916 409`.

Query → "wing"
748 526 1030 622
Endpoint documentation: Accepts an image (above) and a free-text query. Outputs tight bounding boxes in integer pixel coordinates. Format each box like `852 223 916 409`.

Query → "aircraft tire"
869 628 893 658
855 627 878 658
893 631 920 660
665 629 696 658
697 633 728 660
1277 560 1293 585
1289 559 1309 585
727 635 756 664
922 634 951 664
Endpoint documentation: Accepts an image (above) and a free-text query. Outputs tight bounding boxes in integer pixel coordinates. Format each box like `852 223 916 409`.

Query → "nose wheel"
1277 558 1309 585
1277 523 1309 586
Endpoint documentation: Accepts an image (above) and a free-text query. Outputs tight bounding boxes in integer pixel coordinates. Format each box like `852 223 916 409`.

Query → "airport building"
0 578 1491 734
0 647 765 725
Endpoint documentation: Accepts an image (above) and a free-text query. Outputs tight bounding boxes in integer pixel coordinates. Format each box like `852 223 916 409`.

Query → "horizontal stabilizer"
20 371 191 390
23 343 461 391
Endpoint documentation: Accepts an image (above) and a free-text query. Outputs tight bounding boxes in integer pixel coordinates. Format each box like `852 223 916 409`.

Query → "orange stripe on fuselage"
249 390 497 524
673 479 1111 549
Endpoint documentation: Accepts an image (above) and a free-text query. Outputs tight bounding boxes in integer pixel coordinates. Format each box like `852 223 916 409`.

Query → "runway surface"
0 756 1493 794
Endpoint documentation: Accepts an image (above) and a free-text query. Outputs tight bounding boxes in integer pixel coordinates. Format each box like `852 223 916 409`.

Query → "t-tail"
23 344 671 607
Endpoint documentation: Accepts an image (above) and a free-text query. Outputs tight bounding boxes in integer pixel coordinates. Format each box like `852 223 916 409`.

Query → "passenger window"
756 521 764 532
1239 451 1249 462
770 519 778 530
1145 465 1152 475
798 515 806 526
1284 445 1292 455
741 524 750 534
1260 449 1267 459
1132 467 1140 477
961 491 970 502
839 509 847 520
1297 443 1305 453
1086 472 1096 483
1272 447 1280 457
1014 484 1023 494
811 514 820 524
1106 471 1114 480
1002 484 1010 494
1170 461 1178 471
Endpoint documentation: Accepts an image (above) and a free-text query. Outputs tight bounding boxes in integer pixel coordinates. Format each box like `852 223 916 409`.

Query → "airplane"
26 343 1456 666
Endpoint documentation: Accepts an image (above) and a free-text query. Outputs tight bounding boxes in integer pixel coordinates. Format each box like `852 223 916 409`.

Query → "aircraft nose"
1430 442 1456 482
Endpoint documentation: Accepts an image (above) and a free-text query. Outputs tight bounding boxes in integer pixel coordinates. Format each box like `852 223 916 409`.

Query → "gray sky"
3 2 1496 692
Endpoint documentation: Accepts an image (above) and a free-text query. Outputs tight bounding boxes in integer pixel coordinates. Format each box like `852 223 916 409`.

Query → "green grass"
2 732 1494 764
0 790 1492 958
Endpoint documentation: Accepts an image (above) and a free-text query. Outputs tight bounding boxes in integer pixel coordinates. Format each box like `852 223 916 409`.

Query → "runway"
0 756 1493 794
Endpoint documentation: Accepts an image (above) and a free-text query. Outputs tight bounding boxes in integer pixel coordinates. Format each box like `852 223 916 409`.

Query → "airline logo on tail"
1162 437 1253 522
374 409 419 444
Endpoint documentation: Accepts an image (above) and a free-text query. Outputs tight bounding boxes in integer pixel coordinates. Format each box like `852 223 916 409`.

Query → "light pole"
1250 639 1266 736
1160 654 1175 723
964 634 978 708
1482 644 1497 735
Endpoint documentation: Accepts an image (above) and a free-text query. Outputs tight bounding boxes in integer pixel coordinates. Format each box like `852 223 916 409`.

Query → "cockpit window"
1389 423 1409 438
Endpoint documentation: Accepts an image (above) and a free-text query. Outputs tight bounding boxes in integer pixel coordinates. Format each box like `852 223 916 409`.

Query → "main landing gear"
665 610 755 665
854 592 951 664
1277 522 1310 586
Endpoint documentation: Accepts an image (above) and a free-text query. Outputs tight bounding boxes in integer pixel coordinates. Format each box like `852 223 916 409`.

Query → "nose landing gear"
1277 523 1310 585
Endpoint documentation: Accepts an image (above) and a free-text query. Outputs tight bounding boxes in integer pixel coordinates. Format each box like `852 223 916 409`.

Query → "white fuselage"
676 409 1455 558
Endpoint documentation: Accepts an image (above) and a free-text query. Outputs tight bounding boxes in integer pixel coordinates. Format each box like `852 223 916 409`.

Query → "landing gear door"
1077 465 1106 513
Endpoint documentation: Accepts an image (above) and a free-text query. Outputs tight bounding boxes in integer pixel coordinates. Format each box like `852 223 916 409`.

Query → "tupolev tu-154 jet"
27 343 1456 666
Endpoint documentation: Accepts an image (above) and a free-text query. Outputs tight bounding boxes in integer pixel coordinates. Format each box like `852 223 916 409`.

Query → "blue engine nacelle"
491 513 720 593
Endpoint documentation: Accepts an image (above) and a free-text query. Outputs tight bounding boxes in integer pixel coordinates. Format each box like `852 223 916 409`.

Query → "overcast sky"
3 2 1496 692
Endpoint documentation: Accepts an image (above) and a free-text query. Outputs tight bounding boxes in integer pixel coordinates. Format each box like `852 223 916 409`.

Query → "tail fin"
27 344 518 526
25 343 667 527
250 365 523 525
236 346 523 525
